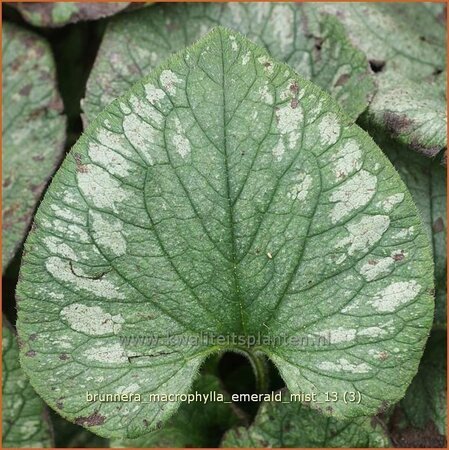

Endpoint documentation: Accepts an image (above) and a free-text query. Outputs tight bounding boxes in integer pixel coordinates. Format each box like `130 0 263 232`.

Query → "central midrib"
218 32 247 334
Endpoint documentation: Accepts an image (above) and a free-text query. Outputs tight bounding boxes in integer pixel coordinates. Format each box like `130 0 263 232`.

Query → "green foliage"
83 3 375 123
221 389 391 447
2 318 53 448
16 28 433 439
374 132 447 328
399 331 447 436
10 2 131 27
51 412 108 448
315 3 447 157
2 22 66 270
2 3 446 448
111 374 241 447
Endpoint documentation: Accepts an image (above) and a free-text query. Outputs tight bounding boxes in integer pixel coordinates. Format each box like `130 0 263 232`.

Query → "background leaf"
2 22 66 270
2 318 53 448
83 3 375 124
8 2 132 28
315 3 447 158
390 331 447 446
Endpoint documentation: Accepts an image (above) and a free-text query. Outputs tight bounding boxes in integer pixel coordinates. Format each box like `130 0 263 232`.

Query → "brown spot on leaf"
289 81 299 94
334 73 350 87
392 250 405 261
25 350 36 357
3 177 11 188
379 351 389 361
56 399 64 409
19 84 32 96
59 353 69 361
10 55 26 72
377 400 390 415
74 153 88 173
3 204 20 221
29 333 38 341
384 112 413 136
75 411 106 427
290 98 298 109
409 137 441 158
28 107 49 120
437 5 447 25
433 217 444 233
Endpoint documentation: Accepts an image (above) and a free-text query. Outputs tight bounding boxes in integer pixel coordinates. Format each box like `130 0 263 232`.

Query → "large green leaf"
221 389 390 447
111 374 241 447
2 318 53 448
2 22 66 270
378 134 447 328
10 2 131 27
17 29 433 439
316 3 447 157
83 3 375 124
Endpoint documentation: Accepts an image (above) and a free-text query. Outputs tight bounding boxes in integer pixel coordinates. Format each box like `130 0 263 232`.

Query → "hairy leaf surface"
111 374 241 447
2 23 66 270
2 318 53 448
83 3 375 124
10 2 131 27
221 389 390 447
17 29 433 439
316 3 447 157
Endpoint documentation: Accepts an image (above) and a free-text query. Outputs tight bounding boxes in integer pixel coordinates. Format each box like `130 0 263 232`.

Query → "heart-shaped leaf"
2 23 66 270
83 3 375 124
111 374 241 447
3 318 53 448
315 3 447 158
17 28 433 439
221 389 390 447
